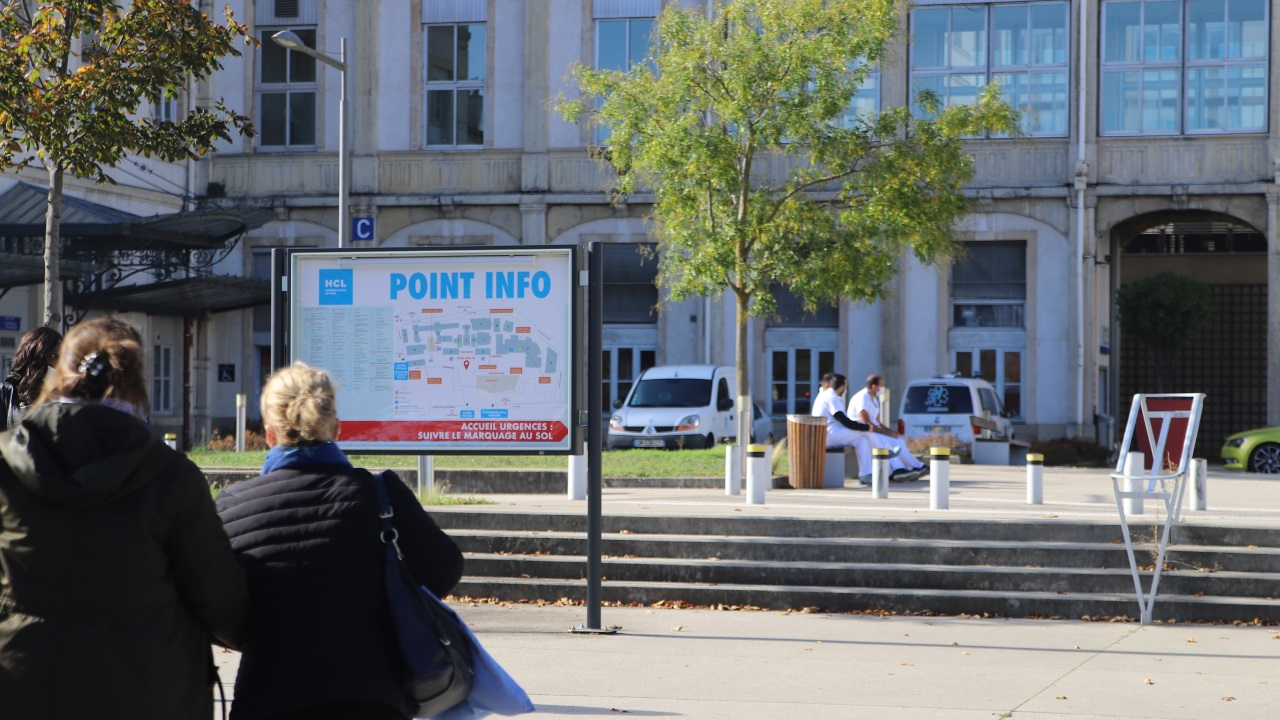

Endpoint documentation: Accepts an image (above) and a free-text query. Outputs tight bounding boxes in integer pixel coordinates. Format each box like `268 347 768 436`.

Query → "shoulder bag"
372 471 474 717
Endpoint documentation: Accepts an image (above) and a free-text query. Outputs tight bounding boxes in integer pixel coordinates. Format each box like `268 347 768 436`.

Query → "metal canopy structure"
0 182 271 319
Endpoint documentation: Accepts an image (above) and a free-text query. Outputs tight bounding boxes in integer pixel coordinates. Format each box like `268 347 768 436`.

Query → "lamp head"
271 30 305 50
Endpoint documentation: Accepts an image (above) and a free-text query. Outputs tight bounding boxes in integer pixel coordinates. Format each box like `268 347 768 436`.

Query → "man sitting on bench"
851 373 928 482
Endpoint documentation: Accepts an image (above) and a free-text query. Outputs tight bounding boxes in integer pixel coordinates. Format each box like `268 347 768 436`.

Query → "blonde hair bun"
260 361 339 445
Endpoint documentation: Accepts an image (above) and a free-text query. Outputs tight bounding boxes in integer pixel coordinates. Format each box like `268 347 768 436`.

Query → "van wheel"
705 433 716 449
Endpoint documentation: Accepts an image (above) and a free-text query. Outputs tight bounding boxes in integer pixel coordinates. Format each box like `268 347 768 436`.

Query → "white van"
897 374 1014 444
607 365 767 450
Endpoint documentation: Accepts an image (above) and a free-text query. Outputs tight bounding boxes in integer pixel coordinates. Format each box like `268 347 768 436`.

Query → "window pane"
818 352 835 380
597 20 627 71
288 91 315 145
260 93 287 145
953 242 1026 299
1187 67 1224 130
795 350 811 383
457 88 484 145
948 73 985 107
1188 0 1226 61
1029 3 1068 65
640 350 655 371
992 5 1027 67
1004 352 1022 383
1226 66 1266 130
949 7 986 69
628 19 654 69
1101 70 1141 132
1103 2 1142 63
912 74 945 117
618 348 633 380
427 89 454 145
846 71 879 122
459 25 485 81
955 352 973 378
289 29 316 83
1145 1 1181 62
913 9 949 69
1143 69 1179 131
1028 72 1068 134
1228 0 1267 59
427 26 456 81
260 31 288 83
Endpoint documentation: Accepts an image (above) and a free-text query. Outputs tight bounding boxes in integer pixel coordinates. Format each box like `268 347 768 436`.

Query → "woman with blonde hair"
216 361 464 720
0 316 247 719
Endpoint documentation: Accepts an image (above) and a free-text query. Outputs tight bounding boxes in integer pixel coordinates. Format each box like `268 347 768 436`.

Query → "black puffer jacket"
215 465 465 719
0 403 248 720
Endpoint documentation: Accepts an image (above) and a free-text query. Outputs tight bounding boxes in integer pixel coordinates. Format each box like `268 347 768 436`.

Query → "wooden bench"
969 415 1031 466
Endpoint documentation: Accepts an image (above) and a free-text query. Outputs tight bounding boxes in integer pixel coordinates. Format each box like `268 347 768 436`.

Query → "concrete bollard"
1190 457 1207 511
1123 451 1144 515
929 446 950 510
871 447 890 499
746 444 769 505
724 444 742 496
1026 453 1044 505
568 454 587 500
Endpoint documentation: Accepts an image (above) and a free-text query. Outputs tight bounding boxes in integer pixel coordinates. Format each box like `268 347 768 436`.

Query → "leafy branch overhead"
0 0 256 184
558 0 1022 319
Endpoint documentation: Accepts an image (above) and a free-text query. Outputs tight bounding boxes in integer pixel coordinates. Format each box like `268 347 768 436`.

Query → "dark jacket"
215 465 465 720
0 403 249 720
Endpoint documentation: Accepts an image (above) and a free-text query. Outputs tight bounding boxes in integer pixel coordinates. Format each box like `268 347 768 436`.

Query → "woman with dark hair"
1 325 62 429
0 316 247 720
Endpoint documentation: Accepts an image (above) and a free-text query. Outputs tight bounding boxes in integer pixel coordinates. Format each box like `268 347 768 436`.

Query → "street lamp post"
272 31 349 248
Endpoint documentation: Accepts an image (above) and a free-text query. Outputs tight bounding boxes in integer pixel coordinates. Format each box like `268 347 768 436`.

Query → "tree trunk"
43 162 64 329
736 288 751 484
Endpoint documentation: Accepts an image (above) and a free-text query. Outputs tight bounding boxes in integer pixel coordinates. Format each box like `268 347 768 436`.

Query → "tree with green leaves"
560 0 1020 459
0 0 254 327
1117 271 1212 392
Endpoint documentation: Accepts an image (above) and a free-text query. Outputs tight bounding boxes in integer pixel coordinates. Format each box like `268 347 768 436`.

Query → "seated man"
851 373 927 482
813 374 919 485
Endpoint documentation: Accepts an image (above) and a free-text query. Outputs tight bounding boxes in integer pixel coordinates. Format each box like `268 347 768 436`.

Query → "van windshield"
627 378 713 408
903 384 974 414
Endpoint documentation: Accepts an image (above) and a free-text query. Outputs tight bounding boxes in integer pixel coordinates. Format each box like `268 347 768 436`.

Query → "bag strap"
372 470 406 560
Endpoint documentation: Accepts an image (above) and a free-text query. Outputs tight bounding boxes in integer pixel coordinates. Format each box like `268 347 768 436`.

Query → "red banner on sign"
339 420 569 443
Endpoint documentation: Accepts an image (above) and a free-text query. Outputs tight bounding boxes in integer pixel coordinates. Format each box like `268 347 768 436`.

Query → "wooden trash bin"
787 414 828 489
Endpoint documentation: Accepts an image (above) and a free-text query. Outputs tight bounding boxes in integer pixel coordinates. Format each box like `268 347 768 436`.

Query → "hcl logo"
318 269 354 305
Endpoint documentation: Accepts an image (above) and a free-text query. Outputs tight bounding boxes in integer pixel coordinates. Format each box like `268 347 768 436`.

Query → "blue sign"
0 316 20 332
393 362 409 380
460 410 475 419
352 217 375 241
480 409 510 419
318 269 354 305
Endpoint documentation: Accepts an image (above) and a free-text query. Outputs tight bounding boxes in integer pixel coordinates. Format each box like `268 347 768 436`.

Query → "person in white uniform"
813 374 917 485
850 373 927 480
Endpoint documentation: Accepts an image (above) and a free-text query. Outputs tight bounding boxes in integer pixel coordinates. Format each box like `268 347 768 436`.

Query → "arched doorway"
1112 212 1268 453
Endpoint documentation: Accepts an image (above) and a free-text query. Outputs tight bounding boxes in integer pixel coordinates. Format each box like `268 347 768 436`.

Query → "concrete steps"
430 509 1280 623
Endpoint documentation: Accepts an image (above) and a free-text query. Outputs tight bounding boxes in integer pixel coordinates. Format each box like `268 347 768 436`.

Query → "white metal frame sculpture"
1110 393 1205 625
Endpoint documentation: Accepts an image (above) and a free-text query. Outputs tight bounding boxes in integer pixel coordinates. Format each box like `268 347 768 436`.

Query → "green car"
1221 426 1280 473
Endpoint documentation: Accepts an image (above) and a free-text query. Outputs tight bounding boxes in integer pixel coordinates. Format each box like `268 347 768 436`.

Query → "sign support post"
575 242 613 634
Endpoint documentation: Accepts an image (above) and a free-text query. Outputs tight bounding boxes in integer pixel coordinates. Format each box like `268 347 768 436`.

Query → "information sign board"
288 247 576 453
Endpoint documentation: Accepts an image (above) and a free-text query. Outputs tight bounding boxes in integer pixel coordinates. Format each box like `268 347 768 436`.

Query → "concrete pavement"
213 601 1280 719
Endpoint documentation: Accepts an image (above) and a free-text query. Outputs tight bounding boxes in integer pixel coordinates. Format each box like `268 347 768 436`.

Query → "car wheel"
1248 443 1280 473
705 433 716 450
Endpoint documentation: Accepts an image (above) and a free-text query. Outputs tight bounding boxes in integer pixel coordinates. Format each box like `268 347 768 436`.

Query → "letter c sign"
352 217 375 241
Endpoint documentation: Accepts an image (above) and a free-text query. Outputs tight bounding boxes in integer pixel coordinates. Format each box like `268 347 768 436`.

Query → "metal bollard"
1123 451 1144 515
1190 457 1207 511
871 447 890 499
929 446 950 510
235 394 247 453
417 455 434 498
724 444 742 496
1026 453 1044 505
568 454 587 500
746 444 769 505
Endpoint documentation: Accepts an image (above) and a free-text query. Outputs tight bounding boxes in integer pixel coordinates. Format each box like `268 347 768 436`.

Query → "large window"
911 2 1069 136
258 27 316 147
1101 0 1268 135
951 241 1026 329
425 23 486 147
594 16 656 144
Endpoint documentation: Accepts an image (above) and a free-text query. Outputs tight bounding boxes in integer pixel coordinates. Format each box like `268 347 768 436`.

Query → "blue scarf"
261 441 353 475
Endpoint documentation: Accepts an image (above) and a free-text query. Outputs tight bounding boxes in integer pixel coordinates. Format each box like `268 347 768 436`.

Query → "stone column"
520 202 547 245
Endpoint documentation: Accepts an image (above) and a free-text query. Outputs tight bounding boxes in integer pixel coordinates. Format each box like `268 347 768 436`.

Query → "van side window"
979 388 998 413
717 378 731 406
